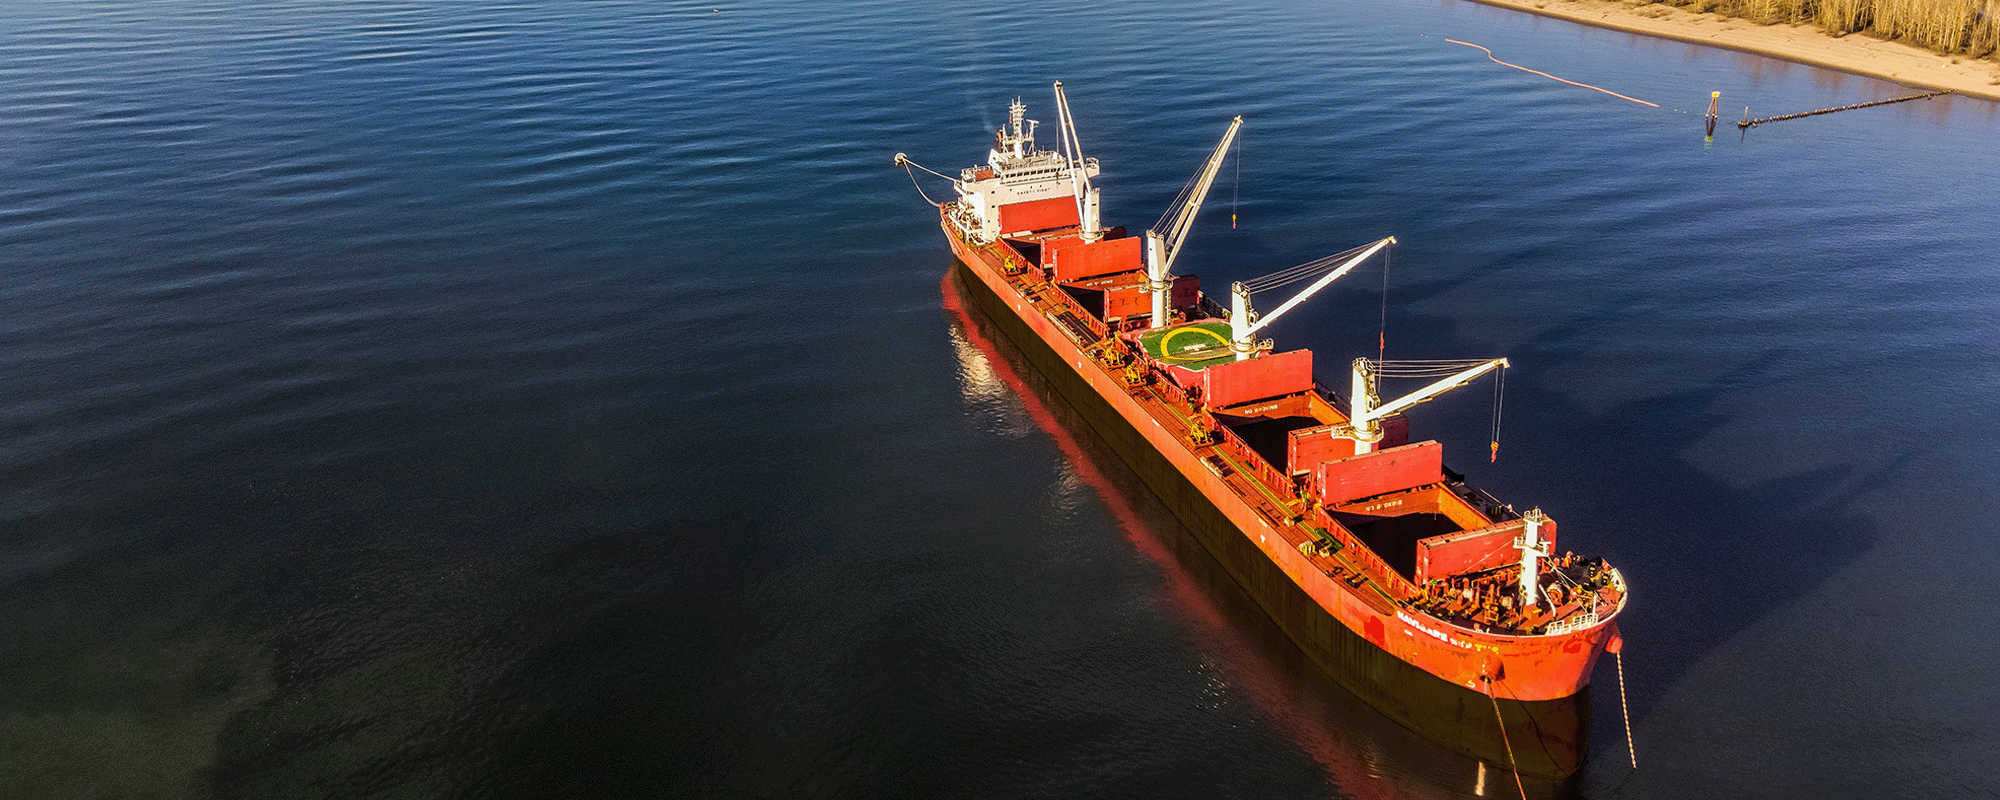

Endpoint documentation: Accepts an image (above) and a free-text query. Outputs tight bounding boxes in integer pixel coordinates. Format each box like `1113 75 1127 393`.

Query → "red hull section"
908 88 1627 776
941 211 1623 703
943 269 1591 786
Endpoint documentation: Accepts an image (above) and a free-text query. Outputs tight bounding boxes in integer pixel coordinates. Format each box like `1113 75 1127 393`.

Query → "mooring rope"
893 153 957 208
1494 671 1565 780
1617 648 1638 769
1446 39 1661 108
1486 678 1530 800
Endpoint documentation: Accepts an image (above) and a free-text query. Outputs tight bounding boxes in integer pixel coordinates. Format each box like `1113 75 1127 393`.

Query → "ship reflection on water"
943 270 1585 799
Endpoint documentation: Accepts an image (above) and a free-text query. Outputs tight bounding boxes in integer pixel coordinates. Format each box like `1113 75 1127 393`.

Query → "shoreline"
1459 0 2000 102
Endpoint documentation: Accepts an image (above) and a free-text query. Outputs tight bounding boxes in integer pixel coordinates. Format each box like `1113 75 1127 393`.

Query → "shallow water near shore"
3 0 1997 797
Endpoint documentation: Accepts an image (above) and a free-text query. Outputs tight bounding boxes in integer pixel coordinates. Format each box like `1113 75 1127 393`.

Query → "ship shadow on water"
1336 273 1884 793
942 268 1581 800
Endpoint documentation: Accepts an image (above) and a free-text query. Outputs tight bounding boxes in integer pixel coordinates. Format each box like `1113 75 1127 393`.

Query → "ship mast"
1147 116 1244 328
1050 81 1101 243
991 98 1037 164
1519 508 1551 608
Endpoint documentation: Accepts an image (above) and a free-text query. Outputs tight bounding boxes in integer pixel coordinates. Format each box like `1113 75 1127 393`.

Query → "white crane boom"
1345 357 1508 454
1051 81 1100 243
1152 115 1240 324
1228 236 1395 359
1152 116 1243 276
1148 116 1243 328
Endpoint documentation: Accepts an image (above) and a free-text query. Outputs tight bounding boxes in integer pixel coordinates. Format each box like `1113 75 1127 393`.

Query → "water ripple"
1 0 1997 796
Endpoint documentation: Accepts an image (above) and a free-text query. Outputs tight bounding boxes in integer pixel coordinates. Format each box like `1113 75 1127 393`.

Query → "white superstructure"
948 94 1098 244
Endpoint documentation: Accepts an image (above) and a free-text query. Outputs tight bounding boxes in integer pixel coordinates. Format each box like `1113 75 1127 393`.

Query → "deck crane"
1146 116 1244 328
1342 356 1508 455
1343 355 1526 594
1227 236 1396 361
1050 82 1101 244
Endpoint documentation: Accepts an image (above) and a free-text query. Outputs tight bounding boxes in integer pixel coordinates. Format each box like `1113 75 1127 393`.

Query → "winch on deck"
1410 551 1627 637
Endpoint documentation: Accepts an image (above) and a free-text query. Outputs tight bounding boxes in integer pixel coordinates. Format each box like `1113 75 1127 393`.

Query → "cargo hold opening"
1217 412 1322 468
1327 484 1495 583
1331 509 1463 582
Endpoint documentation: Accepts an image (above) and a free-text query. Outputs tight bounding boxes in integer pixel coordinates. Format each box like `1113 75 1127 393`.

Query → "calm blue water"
4 0 1997 796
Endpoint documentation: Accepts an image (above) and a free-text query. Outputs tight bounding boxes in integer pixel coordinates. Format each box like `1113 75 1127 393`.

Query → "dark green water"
3 0 1996 797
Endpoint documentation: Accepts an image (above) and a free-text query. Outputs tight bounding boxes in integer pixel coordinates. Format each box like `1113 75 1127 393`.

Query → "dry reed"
1640 0 1999 59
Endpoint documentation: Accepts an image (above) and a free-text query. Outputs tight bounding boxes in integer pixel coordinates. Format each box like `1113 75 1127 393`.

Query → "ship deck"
1108 351 1404 614
960 213 1622 639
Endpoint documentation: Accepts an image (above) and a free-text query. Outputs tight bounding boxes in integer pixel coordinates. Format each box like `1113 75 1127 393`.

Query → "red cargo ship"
899 83 1627 778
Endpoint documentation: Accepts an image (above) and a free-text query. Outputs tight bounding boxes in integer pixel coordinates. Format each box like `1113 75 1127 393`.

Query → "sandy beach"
1463 0 2000 101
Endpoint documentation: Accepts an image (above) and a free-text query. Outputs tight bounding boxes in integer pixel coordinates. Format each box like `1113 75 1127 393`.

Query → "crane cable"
1239 241 1382 294
1231 129 1241 229
1492 363 1506 462
1156 123 1250 240
1152 158 1207 238
1377 244 1389 364
1358 354 1508 461
1370 359 1493 377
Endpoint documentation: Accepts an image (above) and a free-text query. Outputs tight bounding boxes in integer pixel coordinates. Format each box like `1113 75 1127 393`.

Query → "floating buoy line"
1444 39 1661 107
1433 34 1945 138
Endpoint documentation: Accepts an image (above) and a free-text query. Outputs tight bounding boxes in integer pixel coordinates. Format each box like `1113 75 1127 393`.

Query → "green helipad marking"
1160 327 1225 355
1139 321 1236 369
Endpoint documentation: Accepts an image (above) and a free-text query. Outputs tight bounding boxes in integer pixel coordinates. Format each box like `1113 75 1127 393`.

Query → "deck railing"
1039 279 1109 344
1308 504 1415 599
1311 379 1347 410
1209 422 1299 509
1541 597 1601 636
